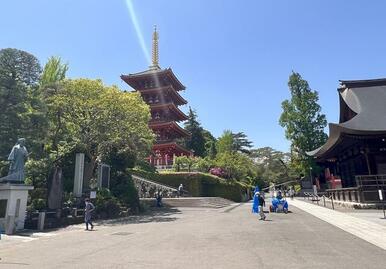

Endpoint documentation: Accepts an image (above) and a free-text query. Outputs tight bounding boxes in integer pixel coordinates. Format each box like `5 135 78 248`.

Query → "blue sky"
1 0 386 152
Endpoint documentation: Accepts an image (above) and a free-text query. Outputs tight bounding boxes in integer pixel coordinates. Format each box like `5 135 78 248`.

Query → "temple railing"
326 174 386 203
355 174 386 203
326 187 361 203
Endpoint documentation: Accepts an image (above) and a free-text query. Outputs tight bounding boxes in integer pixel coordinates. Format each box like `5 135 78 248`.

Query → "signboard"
90 191 97 199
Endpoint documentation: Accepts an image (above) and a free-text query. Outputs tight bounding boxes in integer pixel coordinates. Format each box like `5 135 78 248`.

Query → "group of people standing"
252 186 295 221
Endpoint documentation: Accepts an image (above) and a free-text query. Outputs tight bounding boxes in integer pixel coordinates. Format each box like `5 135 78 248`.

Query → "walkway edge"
290 199 386 250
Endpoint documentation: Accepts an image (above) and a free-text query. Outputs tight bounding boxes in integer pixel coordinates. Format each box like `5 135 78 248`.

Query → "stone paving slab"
0 202 385 268
291 198 386 250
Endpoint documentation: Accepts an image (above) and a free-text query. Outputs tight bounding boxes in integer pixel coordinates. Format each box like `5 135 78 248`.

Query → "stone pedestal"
0 183 34 234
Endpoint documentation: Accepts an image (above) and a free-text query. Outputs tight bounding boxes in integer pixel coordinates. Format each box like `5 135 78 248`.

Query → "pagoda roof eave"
137 86 187 105
120 68 186 91
149 121 191 137
150 103 188 121
153 142 192 155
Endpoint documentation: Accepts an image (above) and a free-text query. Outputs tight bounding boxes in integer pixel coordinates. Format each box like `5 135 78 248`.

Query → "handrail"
132 174 190 197
132 174 178 192
261 179 299 191
303 192 335 210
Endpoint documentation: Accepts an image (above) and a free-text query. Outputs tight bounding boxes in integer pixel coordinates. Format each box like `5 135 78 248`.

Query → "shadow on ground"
98 207 182 226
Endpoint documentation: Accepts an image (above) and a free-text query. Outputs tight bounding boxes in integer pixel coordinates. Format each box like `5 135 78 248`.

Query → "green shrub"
135 159 156 173
129 169 247 202
95 188 122 218
31 198 46 211
111 172 139 210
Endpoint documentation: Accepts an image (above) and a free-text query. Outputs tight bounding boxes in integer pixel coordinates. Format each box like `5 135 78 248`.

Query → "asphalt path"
0 202 385 269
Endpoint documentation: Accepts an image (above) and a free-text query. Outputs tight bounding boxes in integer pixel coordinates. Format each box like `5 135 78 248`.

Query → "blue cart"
270 198 288 213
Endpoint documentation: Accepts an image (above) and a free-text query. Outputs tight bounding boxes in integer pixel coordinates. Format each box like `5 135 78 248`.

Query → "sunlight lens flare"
125 0 151 65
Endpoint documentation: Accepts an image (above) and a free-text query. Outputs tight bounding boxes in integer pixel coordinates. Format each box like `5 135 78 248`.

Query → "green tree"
46 78 154 183
202 129 217 158
184 107 206 157
216 130 253 155
40 56 68 88
250 147 295 184
279 72 327 173
206 140 217 159
0 48 45 175
173 155 194 172
232 132 253 154
216 130 234 154
39 57 69 209
215 151 256 181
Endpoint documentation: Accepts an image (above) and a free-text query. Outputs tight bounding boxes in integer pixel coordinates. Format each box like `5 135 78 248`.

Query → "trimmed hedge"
129 169 248 202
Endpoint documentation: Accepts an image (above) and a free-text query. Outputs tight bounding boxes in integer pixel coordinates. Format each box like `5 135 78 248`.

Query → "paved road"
0 202 385 269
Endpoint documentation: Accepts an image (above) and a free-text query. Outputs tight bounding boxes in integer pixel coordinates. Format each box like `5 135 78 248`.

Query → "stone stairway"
141 197 235 208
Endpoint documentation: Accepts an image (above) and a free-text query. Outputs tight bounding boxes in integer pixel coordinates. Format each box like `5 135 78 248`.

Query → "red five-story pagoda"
121 26 192 168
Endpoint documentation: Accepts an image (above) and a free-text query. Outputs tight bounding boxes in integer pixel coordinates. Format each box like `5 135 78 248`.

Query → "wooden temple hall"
308 78 386 203
121 27 192 168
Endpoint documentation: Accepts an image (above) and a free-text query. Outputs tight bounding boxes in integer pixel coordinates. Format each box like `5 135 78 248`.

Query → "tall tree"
184 107 206 157
40 56 68 88
216 130 234 154
216 130 253 155
41 56 69 159
40 56 69 209
279 72 327 173
0 48 44 175
232 132 253 154
202 129 217 158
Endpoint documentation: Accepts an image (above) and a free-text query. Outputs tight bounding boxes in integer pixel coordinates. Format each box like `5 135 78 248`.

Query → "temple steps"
141 197 235 208
162 197 234 208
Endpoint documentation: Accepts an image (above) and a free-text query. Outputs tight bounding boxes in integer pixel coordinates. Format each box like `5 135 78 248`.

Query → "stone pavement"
291 198 386 250
0 203 385 268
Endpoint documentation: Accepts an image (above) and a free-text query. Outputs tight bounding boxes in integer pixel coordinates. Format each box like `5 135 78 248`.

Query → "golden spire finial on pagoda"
150 25 160 70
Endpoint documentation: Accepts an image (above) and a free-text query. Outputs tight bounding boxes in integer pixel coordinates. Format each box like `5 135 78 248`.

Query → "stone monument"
73 153 85 198
0 138 34 234
97 163 110 189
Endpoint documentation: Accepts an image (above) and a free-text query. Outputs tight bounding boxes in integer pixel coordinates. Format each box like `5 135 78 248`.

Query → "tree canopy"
0 48 46 175
46 78 154 173
184 107 206 157
279 72 327 173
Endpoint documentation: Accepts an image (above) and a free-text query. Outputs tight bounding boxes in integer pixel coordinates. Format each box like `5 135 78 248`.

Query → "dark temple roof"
308 78 386 159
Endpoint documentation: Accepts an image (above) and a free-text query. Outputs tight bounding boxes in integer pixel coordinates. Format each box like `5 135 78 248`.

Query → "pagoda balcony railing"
155 138 175 144
326 174 386 203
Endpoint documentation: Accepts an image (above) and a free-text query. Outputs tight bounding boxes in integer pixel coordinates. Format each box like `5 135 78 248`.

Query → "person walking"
289 187 295 200
84 198 95 231
256 192 266 220
156 191 163 207
178 184 183 198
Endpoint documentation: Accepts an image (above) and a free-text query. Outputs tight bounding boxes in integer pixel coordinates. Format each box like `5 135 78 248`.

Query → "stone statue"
6 138 28 182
